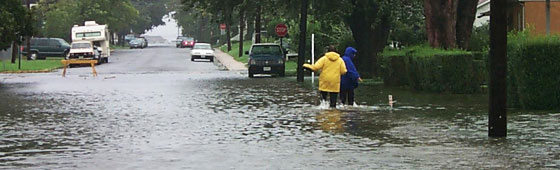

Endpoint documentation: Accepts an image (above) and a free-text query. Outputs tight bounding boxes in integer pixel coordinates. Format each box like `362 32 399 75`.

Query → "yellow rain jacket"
303 52 347 92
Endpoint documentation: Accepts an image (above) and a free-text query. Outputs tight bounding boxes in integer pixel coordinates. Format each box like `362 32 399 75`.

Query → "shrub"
507 32 560 110
380 46 484 94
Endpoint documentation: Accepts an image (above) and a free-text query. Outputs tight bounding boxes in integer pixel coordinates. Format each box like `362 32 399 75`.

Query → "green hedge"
380 46 485 94
507 32 560 110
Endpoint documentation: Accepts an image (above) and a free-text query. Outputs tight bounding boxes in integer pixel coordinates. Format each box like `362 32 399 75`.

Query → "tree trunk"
239 9 245 58
11 42 18 63
456 0 478 49
297 0 308 82
197 16 204 42
345 4 390 78
246 16 254 41
226 7 233 51
489 0 507 137
424 0 458 49
255 6 262 44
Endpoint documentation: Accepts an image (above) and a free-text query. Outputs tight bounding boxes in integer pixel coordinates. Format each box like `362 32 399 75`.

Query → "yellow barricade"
60 60 98 77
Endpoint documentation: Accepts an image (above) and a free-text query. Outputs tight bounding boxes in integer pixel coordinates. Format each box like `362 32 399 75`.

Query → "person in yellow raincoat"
303 46 347 108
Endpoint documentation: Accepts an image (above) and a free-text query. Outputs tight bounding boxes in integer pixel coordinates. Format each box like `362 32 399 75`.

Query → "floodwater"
0 46 558 169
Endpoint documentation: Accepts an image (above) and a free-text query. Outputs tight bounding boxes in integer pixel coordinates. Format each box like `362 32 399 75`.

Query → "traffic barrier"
61 60 98 77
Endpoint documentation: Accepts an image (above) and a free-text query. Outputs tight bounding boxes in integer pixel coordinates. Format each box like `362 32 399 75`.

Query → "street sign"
275 24 288 37
220 24 226 30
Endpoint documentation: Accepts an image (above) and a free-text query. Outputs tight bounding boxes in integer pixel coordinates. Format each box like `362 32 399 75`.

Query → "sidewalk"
214 49 247 71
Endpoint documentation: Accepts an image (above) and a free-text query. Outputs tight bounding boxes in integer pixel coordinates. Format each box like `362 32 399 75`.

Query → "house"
475 0 560 35
20 0 39 8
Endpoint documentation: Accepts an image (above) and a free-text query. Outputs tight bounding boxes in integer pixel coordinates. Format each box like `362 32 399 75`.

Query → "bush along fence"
380 46 486 94
507 32 560 110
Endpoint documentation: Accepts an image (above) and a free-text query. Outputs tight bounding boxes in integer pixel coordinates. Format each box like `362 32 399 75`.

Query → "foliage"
389 0 426 47
0 0 34 50
38 0 161 41
507 31 560 110
468 23 490 52
380 46 485 94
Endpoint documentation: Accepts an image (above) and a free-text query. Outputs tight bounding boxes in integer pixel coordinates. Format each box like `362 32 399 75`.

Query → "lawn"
0 58 63 73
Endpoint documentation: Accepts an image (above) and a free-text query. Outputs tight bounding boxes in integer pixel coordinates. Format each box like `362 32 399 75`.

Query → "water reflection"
316 109 345 133
0 75 559 169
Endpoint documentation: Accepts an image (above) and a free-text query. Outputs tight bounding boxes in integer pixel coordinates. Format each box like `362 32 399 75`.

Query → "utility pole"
25 0 31 62
297 0 309 82
489 0 508 137
546 0 551 35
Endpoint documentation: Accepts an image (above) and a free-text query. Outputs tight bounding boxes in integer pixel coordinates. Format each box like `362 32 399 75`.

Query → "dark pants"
321 91 338 108
340 89 355 105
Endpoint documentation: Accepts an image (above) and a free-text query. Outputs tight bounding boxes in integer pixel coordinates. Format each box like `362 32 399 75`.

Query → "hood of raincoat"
341 47 360 91
344 47 357 59
325 52 340 61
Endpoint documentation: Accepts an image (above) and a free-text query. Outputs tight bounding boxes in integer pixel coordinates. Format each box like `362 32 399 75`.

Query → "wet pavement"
0 46 559 169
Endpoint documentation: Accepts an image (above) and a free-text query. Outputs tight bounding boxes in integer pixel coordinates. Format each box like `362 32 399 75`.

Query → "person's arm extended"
303 57 325 72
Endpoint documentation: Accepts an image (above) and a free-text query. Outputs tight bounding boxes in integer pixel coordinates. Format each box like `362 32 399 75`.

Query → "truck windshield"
76 32 102 38
72 43 91 49
251 45 282 56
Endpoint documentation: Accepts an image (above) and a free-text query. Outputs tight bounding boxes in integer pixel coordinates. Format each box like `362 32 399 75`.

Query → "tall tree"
313 0 394 77
297 0 309 82
0 0 32 50
423 0 478 49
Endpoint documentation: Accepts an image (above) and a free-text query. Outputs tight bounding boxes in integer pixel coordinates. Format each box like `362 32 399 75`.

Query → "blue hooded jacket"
340 47 360 91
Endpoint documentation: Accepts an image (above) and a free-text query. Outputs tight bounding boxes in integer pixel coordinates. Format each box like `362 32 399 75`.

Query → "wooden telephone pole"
489 0 508 137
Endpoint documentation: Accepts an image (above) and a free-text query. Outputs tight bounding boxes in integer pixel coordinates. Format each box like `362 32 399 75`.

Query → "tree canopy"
0 0 34 50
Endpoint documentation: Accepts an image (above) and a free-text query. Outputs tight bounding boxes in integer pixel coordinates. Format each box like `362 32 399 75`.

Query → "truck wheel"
249 71 254 78
29 52 38 60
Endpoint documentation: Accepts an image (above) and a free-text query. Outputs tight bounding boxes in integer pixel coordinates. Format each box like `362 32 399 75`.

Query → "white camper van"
71 21 110 63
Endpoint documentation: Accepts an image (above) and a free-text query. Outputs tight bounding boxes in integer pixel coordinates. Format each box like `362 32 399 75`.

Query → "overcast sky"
143 12 180 42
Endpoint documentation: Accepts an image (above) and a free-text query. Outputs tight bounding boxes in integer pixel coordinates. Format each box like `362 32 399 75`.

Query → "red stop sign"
220 24 226 30
275 24 288 37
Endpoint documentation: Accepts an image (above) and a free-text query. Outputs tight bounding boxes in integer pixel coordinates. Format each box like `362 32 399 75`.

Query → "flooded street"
0 46 558 169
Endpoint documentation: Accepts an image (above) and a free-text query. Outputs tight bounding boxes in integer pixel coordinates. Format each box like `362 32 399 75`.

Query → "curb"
213 48 247 72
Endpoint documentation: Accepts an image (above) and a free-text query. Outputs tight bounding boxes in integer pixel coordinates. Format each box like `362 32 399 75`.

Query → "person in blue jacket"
340 47 362 106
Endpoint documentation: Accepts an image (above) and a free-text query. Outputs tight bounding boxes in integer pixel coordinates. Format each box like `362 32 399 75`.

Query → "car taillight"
278 59 284 64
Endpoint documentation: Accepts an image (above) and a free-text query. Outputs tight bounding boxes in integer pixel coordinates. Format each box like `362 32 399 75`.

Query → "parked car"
176 36 187 48
68 41 102 63
138 37 148 48
129 39 145 49
245 43 286 78
22 38 71 60
180 37 195 48
190 43 214 62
